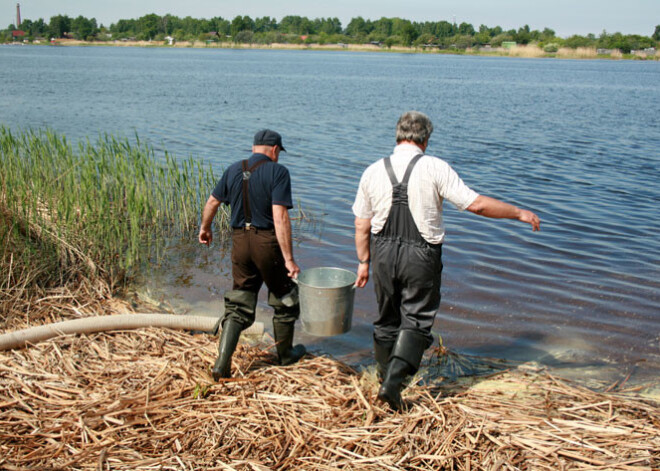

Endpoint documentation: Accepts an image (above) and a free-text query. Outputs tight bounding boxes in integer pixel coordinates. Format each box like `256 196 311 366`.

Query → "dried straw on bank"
0 328 658 470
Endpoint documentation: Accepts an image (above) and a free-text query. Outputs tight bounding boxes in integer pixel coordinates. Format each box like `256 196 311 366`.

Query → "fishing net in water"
422 343 508 384
412 331 515 389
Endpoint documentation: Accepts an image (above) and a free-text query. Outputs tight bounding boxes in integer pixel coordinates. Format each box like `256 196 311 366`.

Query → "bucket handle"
291 277 357 290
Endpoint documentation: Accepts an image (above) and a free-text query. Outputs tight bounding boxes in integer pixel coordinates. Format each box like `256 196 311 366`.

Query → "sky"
6 0 660 37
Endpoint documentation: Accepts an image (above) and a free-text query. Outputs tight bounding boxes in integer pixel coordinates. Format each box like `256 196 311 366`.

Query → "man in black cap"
199 129 306 380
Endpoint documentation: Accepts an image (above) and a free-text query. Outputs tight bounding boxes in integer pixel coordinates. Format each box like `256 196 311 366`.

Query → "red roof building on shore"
12 30 26 38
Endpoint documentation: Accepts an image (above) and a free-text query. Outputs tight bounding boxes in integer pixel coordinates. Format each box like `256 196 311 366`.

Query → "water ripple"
1 45 659 378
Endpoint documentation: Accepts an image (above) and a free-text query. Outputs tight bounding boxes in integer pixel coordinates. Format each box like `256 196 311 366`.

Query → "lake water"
1 45 659 387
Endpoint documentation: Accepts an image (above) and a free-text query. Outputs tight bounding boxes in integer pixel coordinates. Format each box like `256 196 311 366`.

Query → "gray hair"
395 111 434 145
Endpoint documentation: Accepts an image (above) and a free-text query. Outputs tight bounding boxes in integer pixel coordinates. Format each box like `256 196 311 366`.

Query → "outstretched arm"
354 217 372 288
467 195 540 231
273 204 301 278
199 195 222 245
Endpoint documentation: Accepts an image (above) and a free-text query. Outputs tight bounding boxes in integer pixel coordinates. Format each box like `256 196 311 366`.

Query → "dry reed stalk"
0 328 658 470
557 47 598 59
1 283 131 334
506 45 545 58
610 50 624 60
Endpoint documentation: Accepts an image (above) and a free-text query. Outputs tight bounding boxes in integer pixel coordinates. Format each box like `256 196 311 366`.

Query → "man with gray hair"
353 111 540 411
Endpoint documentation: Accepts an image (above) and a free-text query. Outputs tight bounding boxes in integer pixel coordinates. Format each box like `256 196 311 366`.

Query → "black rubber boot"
273 320 306 366
374 337 394 381
377 329 428 411
212 320 243 381
378 358 413 410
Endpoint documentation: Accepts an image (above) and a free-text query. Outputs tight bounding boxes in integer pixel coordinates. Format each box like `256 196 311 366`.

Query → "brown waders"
372 154 443 410
212 160 306 381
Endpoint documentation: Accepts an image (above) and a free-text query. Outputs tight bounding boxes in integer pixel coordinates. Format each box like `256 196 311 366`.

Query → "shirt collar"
392 143 424 156
250 153 272 163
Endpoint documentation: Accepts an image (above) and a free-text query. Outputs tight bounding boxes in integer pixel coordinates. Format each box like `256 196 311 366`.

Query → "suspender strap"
383 154 424 186
241 159 270 227
402 154 423 184
383 157 398 186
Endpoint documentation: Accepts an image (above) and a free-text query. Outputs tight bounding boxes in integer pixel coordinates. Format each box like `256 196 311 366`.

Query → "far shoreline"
7 38 660 61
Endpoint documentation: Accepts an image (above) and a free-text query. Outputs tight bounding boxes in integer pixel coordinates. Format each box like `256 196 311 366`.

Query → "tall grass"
610 50 624 60
506 45 546 58
0 127 229 294
556 47 598 59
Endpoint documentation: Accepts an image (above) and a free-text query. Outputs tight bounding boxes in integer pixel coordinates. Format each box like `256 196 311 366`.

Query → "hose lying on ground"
0 314 265 351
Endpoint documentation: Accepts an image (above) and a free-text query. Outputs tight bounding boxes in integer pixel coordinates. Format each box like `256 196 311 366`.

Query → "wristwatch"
358 259 370 264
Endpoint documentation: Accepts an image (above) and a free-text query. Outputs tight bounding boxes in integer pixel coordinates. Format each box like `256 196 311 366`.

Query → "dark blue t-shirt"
212 153 293 229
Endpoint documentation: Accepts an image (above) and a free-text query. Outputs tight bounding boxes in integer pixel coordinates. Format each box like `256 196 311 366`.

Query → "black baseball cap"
253 129 286 152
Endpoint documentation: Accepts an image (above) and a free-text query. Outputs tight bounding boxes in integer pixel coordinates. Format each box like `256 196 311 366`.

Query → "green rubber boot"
211 290 258 380
223 290 258 327
273 320 306 366
268 290 306 366
212 319 243 381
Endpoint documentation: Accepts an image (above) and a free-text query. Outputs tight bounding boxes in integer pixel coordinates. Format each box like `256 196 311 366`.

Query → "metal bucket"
295 267 356 336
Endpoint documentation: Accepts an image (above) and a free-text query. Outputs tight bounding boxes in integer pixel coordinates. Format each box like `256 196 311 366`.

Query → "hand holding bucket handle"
294 270 357 291
285 259 300 279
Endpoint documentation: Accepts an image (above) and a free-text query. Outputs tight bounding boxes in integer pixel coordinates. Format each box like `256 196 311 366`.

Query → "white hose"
0 314 265 351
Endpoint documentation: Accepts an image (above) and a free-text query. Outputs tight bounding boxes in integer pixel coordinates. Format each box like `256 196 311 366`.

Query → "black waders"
374 337 394 380
372 154 439 410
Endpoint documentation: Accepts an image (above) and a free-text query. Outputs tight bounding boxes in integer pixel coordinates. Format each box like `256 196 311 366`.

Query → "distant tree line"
2 13 659 53
5 15 99 41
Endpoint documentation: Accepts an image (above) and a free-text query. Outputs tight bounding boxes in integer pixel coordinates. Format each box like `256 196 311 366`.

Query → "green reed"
0 126 229 289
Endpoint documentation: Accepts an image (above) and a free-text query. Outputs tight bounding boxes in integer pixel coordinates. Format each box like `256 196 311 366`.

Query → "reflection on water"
1 46 659 388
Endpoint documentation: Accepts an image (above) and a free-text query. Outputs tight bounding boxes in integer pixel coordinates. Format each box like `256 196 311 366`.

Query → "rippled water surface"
1 46 659 384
